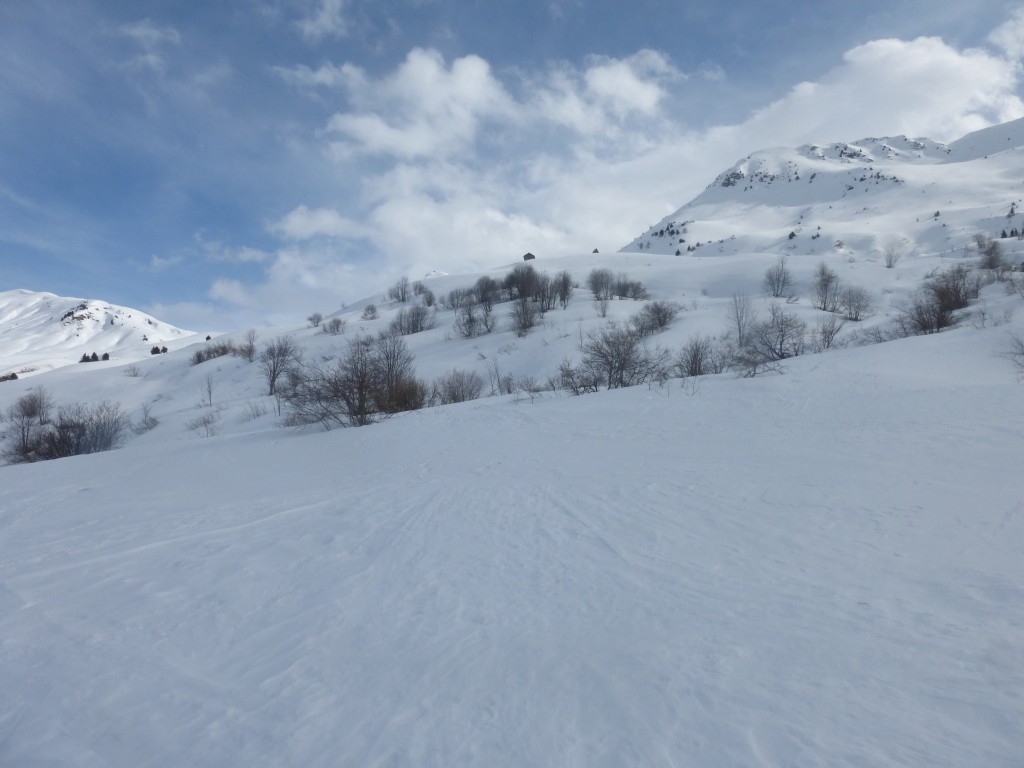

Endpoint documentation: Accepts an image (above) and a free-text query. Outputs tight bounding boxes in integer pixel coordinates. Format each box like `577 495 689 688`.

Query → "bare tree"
387 276 411 303
361 304 379 320
763 256 793 298
432 369 486 404
883 243 904 269
586 268 615 300
322 318 347 335
238 329 259 362
307 312 324 328
511 294 537 336
390 305 436 335
554 270 574 309
258 336 302 395
1004 332 1024 380
810 314 846 352
726 292 757 348
839 285 875 321
200 372 216 407
675 335 722 378
581 322 668 389
813 261 841 311
630 301 681 337
746 303 807 362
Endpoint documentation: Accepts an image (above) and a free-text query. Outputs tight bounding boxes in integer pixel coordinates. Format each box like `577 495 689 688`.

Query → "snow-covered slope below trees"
623 117 1024 264
1 316 1022 767
0 289 197 376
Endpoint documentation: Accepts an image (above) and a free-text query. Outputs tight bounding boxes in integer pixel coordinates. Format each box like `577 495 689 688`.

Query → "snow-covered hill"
623 117 1024 265
2 120 1024 767
0 289 197 377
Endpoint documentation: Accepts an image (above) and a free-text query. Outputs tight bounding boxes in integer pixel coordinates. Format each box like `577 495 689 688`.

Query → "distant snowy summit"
0 289 196 376
623 117 1024 260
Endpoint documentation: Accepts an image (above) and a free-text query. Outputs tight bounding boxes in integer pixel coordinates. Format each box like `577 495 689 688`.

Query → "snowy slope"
0 321 1022 767
0 289 197 377
623 118 1024 264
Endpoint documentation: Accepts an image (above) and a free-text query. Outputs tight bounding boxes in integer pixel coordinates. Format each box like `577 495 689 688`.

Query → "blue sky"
3 0 1024 329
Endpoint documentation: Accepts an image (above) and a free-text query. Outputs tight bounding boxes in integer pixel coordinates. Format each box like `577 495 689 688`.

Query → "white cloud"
324 48 514 159
989 6 1024 60
296 0 348 42
149 254 183 271
272 205 370 240
583 50 679 117
118 19 181 74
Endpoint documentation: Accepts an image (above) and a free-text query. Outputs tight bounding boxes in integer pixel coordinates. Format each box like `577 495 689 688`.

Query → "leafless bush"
839 285 875 321
613 272 648 300
586 268 615 300
503 264 539 301
387 276 410 303
475 276 502 310
554 270 574 309
307 312 324 328
630 301 681 336
1004 332 1024 380
558 358 602 395
433 369 486 404
810 314 847 352
745 303 806 363
258 336 302 395
726 292 757 348
322 317 347 335
237 329 258 362
594 297 610 318
199 372 217 407
124 365 142 378
281 334 425 428
893 291 954 335
511 295 537 336
813 261 841 312
454 297 494 338
976 234 1006 273
421 288 435 307
390 305 436 335
244 401 267 421
674 335 724 378
883 244 904 269
487 358 516 396
186 412 220 438
580 322 668 389
361 304 379 320
191 340 236 365
763 256 793 298
133 403 159 434
928 264 980 312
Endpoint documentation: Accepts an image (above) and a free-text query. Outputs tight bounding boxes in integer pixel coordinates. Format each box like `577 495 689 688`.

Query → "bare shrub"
726 292 757 348
503 264 539 301
307 312 324 328
186 412 220 438
258 336 302 395
554 270 574 309
535 272 557 314
839 285 875 321
200 372 217 408
487 359 516 396
237 329 258 362
1004 332 1024 380
674 335 726 378
191 340 236 365
813 261 841 312
558 358 602 395
811 314 847 352
745 303 806 363
475 276 502 310
361 304 379 320
594 297 609 318
134 403 159 434
281 334 425 429
322 318 347 335
387 276 410 303
390 305 436 335
124 365 142 378
763 256 793 298
245 401 267 421
511 296 537 337
613 272 648 300
630 301 681 336
581 322 668 389
586 268 615 300
976 234 1006 273
433 369 485 404
883 244 903 269
928 264 980 312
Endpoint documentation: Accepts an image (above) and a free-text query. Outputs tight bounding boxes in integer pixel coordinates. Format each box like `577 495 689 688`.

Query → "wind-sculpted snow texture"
1 327 1022 766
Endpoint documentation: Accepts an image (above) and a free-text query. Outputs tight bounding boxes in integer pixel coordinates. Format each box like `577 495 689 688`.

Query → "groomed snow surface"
1 318 1022 766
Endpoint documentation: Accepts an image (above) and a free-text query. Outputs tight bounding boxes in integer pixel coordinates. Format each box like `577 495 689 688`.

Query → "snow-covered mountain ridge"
0 289 196 376
623 117 1024 261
